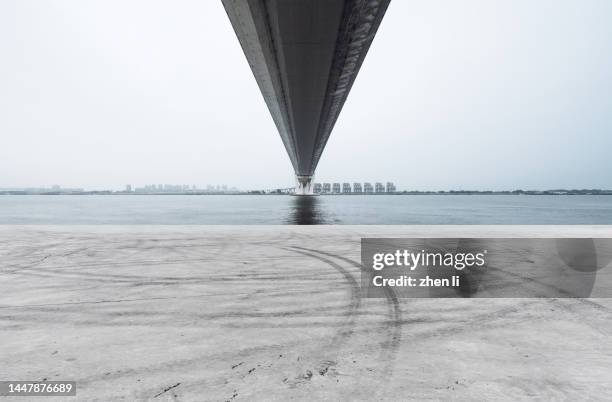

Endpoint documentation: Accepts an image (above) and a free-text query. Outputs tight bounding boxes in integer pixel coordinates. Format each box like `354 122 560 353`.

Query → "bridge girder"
222 0 391 191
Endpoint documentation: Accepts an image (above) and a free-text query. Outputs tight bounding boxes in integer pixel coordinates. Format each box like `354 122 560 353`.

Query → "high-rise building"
323 183 331 193
364 182 374 193
313 183 322 194
332 183 341 193
386 182 396 193
342 183 351 193
125 184 132 192
353 183 362 193
375 182 385 193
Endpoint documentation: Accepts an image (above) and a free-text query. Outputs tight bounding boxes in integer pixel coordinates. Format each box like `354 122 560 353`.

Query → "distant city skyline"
1 0 611 190
3 182 612 196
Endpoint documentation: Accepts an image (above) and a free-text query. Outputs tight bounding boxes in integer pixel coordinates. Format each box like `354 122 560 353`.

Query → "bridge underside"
222 0 390 192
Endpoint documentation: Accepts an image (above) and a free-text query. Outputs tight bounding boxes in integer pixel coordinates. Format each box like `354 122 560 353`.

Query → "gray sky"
1 0 611 191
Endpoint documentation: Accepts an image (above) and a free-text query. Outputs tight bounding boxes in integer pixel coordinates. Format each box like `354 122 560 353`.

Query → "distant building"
125 184 132 192
293 180 395 195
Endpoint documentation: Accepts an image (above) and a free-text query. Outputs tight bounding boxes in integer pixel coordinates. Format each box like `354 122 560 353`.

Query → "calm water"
1 195 612 224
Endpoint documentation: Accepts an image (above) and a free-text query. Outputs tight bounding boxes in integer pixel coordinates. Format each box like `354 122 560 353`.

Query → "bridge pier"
295 175 315 196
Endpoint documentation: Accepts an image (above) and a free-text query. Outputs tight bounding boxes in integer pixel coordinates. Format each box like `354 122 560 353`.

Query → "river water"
2 195 612 224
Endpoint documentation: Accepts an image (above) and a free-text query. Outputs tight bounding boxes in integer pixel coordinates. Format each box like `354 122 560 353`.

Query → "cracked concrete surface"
0 226 611 401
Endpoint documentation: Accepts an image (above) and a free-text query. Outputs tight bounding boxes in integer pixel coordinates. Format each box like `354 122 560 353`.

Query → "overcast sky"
1 0 611 191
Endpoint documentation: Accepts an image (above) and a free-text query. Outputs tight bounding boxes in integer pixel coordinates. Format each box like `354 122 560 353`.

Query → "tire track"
290 246 402 384
281 247 361 384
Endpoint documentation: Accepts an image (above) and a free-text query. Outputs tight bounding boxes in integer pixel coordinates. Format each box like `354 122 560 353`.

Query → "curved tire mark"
289 246 402 387
281 247 362 385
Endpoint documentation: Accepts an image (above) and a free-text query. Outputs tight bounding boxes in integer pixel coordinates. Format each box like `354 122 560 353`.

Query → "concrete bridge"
222 0 391 194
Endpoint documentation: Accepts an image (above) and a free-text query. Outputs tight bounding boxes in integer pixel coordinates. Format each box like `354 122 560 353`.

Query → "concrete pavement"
1 226 611 401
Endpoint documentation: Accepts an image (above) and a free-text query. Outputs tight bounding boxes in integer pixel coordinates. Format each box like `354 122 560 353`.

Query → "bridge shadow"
286 196 329 225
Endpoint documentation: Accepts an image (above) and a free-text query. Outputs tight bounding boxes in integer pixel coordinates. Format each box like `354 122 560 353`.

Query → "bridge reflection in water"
286 196 331 225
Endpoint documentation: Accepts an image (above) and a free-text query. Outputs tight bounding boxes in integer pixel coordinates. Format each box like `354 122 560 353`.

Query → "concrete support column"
295 175 315 196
